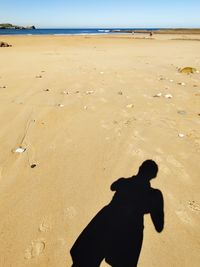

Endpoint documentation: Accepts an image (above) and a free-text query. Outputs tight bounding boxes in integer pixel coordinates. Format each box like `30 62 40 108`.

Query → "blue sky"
1 0 200 28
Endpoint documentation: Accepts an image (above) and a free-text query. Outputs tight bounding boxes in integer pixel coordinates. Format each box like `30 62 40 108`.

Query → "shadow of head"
137 160 158 181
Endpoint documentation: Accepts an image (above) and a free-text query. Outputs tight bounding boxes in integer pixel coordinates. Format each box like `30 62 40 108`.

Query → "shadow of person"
70 160 164 267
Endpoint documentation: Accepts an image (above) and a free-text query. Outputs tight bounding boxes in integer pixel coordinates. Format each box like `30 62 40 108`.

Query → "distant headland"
0 23 36 30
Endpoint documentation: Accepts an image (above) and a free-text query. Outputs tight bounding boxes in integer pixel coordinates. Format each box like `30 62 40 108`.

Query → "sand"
0 34 200 267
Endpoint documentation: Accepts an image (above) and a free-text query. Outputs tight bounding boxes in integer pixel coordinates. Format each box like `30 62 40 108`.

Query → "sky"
0 0 200 28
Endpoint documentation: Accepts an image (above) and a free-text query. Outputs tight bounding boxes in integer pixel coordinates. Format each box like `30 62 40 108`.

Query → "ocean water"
0 28 158 36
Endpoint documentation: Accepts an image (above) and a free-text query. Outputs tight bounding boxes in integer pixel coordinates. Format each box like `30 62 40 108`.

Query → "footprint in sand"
24 239 45 259
175 209 193 225
187 201 200 212
64 206 77 220
38 221 51 233
166 155 182 168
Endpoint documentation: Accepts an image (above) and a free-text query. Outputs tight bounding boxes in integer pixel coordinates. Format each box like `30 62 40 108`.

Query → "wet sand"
0 34 200 266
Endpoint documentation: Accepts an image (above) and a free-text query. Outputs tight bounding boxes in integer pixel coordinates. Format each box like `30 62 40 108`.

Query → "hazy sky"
1 0 200 28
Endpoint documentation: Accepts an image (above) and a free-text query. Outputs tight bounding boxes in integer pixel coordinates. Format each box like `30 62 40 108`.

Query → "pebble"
86 90 94 95
178 133 185 138
58 104 64 107
14 147 26 153
63 91 69 95
31 164 37 168
153 93 162 97
36 75 42 78
165 94 173 99
0 85 6 88
178 82 186 86
177 110 187 115
126 104 134 108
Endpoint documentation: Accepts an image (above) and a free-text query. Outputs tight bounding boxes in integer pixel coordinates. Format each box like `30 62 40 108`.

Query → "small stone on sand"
179 67 197 74
165 94 173 99
153 93 162 97
126 104 134 108
178 82 186 86
14 147 26 153
177 110 187 115
86 90 94 95
178 133 185 138
31 164 37 168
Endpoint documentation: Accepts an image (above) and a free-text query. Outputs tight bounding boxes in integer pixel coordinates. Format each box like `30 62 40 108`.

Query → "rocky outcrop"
0 23 36 30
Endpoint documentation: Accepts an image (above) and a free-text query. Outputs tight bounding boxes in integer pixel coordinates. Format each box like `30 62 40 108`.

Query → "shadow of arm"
150 190 164 233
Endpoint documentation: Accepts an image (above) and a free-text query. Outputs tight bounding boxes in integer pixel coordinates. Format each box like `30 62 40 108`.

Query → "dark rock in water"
0 41 12 47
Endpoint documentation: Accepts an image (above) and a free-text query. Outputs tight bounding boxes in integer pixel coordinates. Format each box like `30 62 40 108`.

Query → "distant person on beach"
70 160 164 267
150 31 153 37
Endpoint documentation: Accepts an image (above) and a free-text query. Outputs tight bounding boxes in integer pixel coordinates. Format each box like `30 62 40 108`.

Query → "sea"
0 28 158 36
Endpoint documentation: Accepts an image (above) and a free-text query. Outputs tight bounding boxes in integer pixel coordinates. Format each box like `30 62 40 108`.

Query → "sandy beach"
0 34 200 266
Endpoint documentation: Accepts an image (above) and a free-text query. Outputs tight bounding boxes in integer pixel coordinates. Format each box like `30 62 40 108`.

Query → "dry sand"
0 34 200 267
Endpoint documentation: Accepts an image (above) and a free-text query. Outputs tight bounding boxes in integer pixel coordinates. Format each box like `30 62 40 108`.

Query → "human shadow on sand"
70 160 164 267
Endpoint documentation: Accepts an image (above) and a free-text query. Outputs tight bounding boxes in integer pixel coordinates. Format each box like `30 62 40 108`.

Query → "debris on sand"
178 82 186 86
153 93 162 97
126 104 134 108
0 85 6 89
36 75 42 78
178 133 185 138
177 110 187 115
165 94 173 99
62 91 69 95
13 147 26 153
179 67 197 74
118 91 123 95
31 164 37 168
44 89 50 92
86 90 94 95
58 104 64 107
0 41 12 47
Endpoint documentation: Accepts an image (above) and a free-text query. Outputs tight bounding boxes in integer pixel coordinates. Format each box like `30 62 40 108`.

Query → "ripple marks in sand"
24 239 45 259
